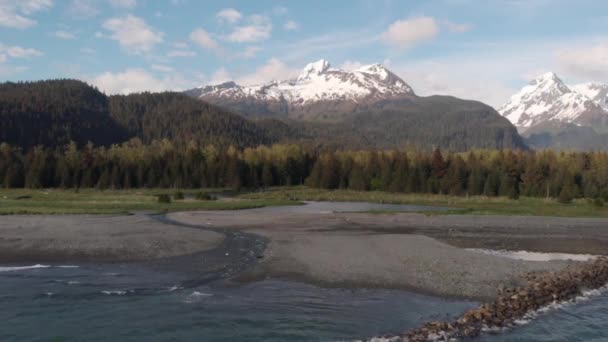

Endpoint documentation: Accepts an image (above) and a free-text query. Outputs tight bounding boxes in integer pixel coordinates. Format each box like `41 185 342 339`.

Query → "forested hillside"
0 80 276 149
109 92 273 147
2 142 607 202
0 80 129 149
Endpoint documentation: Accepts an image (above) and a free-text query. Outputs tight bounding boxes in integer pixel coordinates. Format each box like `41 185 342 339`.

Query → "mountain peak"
534 71 559 82
357 63 389 80
499 72 607 130
188 59 415 119
298 59 331 81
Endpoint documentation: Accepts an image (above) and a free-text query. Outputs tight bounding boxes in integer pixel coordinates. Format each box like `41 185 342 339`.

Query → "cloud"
394 59 519 108
216 8 242 24
109 0 136 8
102 15 163 54
151 64 173 72
556 43 608 80
383 16 440 48
0 43 42 76
210 68 231 84
340 60 364 71
236 57 298 85
52 30 77 39
168 49 196 57
443 21 472 33
91 69 193 94
190 28 219 50
67 0 99 19
227 15 272 43
284 20 299 31
237 46 262 59
0 44 43 58
280 30 379 63
0 0 53 29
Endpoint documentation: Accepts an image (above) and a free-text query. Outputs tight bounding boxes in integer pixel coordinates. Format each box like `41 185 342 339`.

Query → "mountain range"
186 59 415 121
183 59 524 150
498 73 608 150
12 60 594 152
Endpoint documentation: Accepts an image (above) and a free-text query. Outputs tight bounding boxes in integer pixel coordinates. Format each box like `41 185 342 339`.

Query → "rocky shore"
373 257 608 341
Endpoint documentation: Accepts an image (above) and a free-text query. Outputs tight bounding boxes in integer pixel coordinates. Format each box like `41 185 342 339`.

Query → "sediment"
373 257 608 341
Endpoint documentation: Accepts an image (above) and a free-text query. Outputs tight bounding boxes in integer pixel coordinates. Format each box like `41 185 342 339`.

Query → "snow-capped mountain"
186 59 414 120
571 83 608 111
498 72 608 131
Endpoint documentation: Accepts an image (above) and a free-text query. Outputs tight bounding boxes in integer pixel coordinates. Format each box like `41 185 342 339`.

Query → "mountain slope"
498 72 608 130
0 80 129 149
349 96 526 150
108 92 274 148
571 83 608 111
186 59 415 121
0 80 278 149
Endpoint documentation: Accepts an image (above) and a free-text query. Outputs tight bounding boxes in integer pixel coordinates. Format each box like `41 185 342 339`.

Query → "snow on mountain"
571 82 608 111
191 59 414 106
498 72 607 130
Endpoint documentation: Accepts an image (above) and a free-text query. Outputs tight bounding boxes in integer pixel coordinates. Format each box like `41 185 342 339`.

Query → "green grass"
239 186 608 218
0 188 299 215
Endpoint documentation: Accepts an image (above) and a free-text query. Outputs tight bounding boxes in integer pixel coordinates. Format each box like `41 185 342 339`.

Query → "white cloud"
67 0 99 19
280 30 379 63
173 42 188 49
168 49 196 57
52 30 77 39
227 15 272 43
190 28 219 50
216 8 242 24
0 63 28 77
109 0 136 8
284 20 299 31
91 69 193 94
556 43 608 80
210 68 232 84
103 15 163 54
0 0 53 29
238 46 261 59
0 44 43 58
383 16 440 48
0 43 42 76
443 21 472 33
151 64 173 72
394 60 518 108
236 57 298 85
340 60 364 71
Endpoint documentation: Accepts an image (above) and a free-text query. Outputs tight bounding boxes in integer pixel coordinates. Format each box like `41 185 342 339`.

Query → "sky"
1 0 607 107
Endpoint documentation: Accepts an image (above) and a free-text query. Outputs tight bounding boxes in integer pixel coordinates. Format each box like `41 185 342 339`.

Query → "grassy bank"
0 189 298 215
239 187 608 218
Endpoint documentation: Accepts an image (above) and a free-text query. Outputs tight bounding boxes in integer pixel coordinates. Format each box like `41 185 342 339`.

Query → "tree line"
2 141 608 201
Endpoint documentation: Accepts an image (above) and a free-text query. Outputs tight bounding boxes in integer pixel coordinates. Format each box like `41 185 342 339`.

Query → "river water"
1 201 606 341
0 264 473 341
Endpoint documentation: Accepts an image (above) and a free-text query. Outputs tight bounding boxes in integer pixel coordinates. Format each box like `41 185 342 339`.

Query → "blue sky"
1 0 607 107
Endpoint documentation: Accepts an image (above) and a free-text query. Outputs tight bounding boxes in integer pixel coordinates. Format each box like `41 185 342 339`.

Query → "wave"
0 264 79 272
183 290 213 303
167 285 183 292
473 284 608 340
0 264 50 272
101 290 134 296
